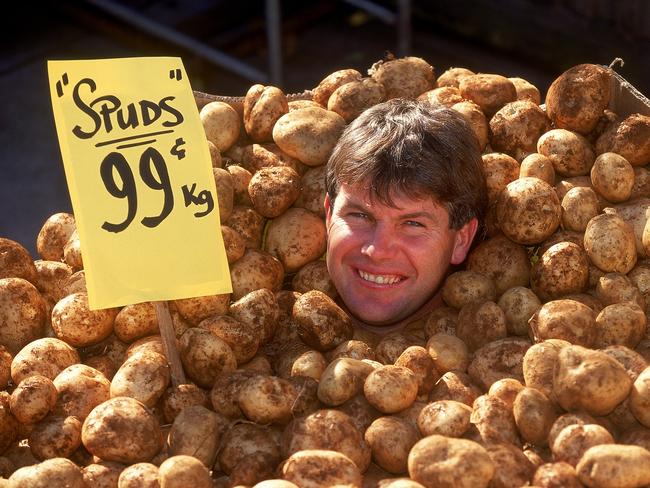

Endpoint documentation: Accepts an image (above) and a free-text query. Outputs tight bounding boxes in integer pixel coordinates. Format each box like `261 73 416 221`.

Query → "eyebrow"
339 200 438 222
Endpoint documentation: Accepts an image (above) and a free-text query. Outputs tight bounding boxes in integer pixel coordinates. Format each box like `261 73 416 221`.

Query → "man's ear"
324 193 333 227
450 218 479 265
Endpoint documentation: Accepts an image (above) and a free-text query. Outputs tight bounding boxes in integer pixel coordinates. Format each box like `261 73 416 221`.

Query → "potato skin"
364 365 419 414
489 99 551 160
244 84 288 142
36 213 76 262
200 101 240 152
292 290 353 352
529 299 597 347
8 457 86 488
530 242 589 301
248 166 301 218
110 350 170 408
28 415 82 461
459 73 516 117
513 387 556 446
596 113 650 166
168 405 227 467
365 416 419 474
9 374 57 424
369 56 435 100
537 128 595 177
10 337 80 384
584 213 637 274
158 455 213 488
576 444 650 488
328 77 386 122
417 400 472 438
0 278 47 354
178 328 237 388
312 68 362 106
280 449 362 488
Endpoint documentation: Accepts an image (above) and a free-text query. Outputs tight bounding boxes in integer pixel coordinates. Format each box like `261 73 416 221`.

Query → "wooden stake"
154 301 186 387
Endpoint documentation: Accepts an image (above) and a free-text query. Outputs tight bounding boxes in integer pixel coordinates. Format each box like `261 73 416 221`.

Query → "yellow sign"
48 57 231 309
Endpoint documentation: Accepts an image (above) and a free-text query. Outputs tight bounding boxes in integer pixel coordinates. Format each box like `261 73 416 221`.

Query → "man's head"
324 99 487 326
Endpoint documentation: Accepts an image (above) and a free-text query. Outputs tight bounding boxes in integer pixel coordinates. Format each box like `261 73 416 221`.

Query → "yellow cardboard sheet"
48 57 231 309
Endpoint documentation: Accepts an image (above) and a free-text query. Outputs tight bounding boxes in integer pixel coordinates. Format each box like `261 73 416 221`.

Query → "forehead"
336 182 444 214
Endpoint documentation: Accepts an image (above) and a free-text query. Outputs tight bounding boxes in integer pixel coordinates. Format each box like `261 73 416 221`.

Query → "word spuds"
70 78 183 139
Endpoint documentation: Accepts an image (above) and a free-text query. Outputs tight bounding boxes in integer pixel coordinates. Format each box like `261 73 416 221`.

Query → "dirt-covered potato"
198 314 259 364
417 400 472 438
451 100 488 150
441 270 496 309
426 333 469 374
282 409 370 472
489 100 551 160
551 423 615 467
317 357 374 406
7 457 86 488
532 462 582 488
10 337 80 384
220 225 246 264
227 166 253 206
248 166 301 218
312 68 363 106
553 345 632 416
200 101 240 152
408 435 494 488
418 86 464 108
238 375 297 424
584 213 637 273
82 396 162 464
272 107 346 166
576 444 650 488
280 449 362 488
207 139 222 168
161 383 209 423
470 394 520 446
0 346 10 389
530 299 597 347
229 248 284 300
363 365 419 414
28 415 82 460
50 292 117 348
229 287 280 345
520 153 555 184
244 84 288 142
9 374 57 424
328 77 386 122
394 346 438 396
509 76 541 104
467 337 530 390
289 349 326 380
539 130 596 181
212 167 235 224
437 67 474 87
172 292 229 326
117 462 160 488
291 260 336 298
292 290 352 352
178 327 236 388
488 378 525 409
0 278 47 354
594 302 646 349
158 455 212 488
561 186 600 232
0 238 37 284
52 363 110 420
485 443 535 488
167 405 227 467
226 205 265 249
293 165 326 217
328 339 376 362
596 113 650 166
33 260 72 308
113 302 158 344
531 242 589 301
455 300 507 352
62 230 83 271
369 56 435 100
590 152 635 203
459 73 516 118
482 152 520 204
218 422 280 477
36 213 76 262
374 332 417 365
424 306 457 337
497 286 541 336
545 63 611 134
595 272 645 310
110 350 169 407
522 339 570 402
513 387 556 446
365 416 419 474
629 366 650 427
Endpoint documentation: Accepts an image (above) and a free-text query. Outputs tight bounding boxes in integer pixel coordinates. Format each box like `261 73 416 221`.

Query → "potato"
312 68 363 106
113 302 158 344
229 287 280 345
489 100 551 160
161 383 209 423
33 260 72 307
471 394 520 446
513 387 556 446
497 286 541 336
110 350 169 407
485 443 535 488
272 107 346 166
265 208 327 273
238 375 297 424
395 346 439 396
532 462 582 488
369 56 435 100
608 199 650 259
576 444 650 488
364 416 419 474
467 337 530 390
198 314 259 364
0 278 47 354
594 302 646 349
158 455 212 488
291 260 337 298
496 177 561 245
28 415 82 460
200 101 240 152
328 340 375 362
168 405 227 467
53 364 110 420
281 449 362 488
172 292 229 326
9 374 57 424
418 86 464 107
8 457 86 488
619 426 650 451
317 357 375 406
62 230 83 271
590 152 635 203
0 346 10 389
36 213 76 262
441 270 496 309
244 84 288 142
328 77 386 122
584 213 637 273
537 128 595 177
424 307 457 337
596 113 650 166
221 225 246 264
531 242 589 301
0 238 37 284
561 186 600 232
529 299 597 347
293 165 326 218
595 272 645 309
84 462 126 488
408 435 494 488
553 345 632 416
117 462 160 488
248 166 301 218
551 423 615 467
545 63 611 134
207 139 222 168
488 378 525 409
82 396 162 463
226 205 265 249
459 73 516 117
227 165 253 206
51 292 117 348
10 337 79 384
375 332 418 364
466 234 531 295
437 67 474 88
509 76 541 104
417 400 472 438
230 249 284 300
426 332 469 374
292 290 352 352
282 409 370 472
178 327 236 388
364 365 419 414
253 480 300 488
218 422 280 475
455 300 507 352
451 100 488 150
481 152 520 204
629 366 650 427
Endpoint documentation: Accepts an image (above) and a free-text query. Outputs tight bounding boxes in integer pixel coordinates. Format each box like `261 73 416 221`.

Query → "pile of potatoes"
3 56 650 487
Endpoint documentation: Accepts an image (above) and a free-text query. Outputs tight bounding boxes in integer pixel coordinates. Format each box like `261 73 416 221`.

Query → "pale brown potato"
375 332 418 365
292 290 353 352
0 346 10 389
253 481 300 488
424 306 457 337
631 166 650 199
629 366 650 427
7 457 86 488
576 444 650 488
561 186 600 232
110 350 170 408
369 56 435 100
441 270 496 309
83 462 127 488
485 443 536 488
229 287 280 345
221 224 246 264
459 73 517 117
488 378 525 409
9 374 57 424
113 302 158 344
272 107 346 166
408 435 494 488
497 286 541 336
0 278 47 354
227 165 254 206
36 213 76 262
62 230 83 271
82 396 163 464
161 383 209 423
481 152 520 204
451 100 488 151
167 405 227 467
395 346 439 396
545 63 611 134
238 375 297 424
417 400 472 438
51 292 117 348
551 423 615 467
467 337 530 390
226 205 265 249
553 345 632 416
590 152 635 203
530 242 589 301
537 128 595 177
178 327 236 388
0 401 18 455
418 86 464 108
28 415 82 461
230 248 284 300
532 462 582 488
585 213 637 273
595 272 645 308
244 84 288 142
489 100 551 160
200 101 240 152
10 337 79 384
509 76 541 104
426 333 469 374
248 166 301 218
455 300 507 352
33 260 72 308
466 234 531 296
364 365 419 414
529 299 597 347
293 165 326 217
317 357 375 406
365 416 419 474
219 423 281 476
596 113 650 166
117 462 160 488
594 302 646 349
210 370 257 419
328 339 376 362
609 198 650 259
280 449 362 488
290 349 327 380
53 364 111 420
281 409 370 472
207 139 222 168
291 260 337 298
199 314 259 364
0 238 38 283
328 77 386 122
513 387 556 446
520 153 555 184
496 177 562 245
437 67 475 88
158 455 212 488
312 68 363 106
470 394 520 446
172 292 230 326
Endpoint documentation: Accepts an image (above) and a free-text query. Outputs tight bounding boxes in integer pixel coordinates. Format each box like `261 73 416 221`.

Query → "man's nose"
361 223 397 259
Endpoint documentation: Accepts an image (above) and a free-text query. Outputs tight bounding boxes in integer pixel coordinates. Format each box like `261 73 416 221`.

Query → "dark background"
2 0 649 257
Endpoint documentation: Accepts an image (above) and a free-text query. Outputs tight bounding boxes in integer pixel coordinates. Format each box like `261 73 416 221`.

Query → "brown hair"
325 99 487 229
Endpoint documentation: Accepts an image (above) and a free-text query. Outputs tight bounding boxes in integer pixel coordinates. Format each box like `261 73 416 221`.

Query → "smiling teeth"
359 270 401 285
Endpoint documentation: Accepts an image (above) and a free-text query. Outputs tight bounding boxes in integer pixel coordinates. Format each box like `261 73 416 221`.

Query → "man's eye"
350 212 369 219
405 220 424 228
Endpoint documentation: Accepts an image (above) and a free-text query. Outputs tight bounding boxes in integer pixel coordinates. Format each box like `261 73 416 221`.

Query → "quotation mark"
56 73 69 97
169 68 183 81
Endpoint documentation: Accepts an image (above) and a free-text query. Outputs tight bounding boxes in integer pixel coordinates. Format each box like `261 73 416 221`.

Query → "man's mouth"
357 269 404 285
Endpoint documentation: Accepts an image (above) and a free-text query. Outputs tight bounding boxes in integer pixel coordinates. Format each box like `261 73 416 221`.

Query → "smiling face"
325 183 478 326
